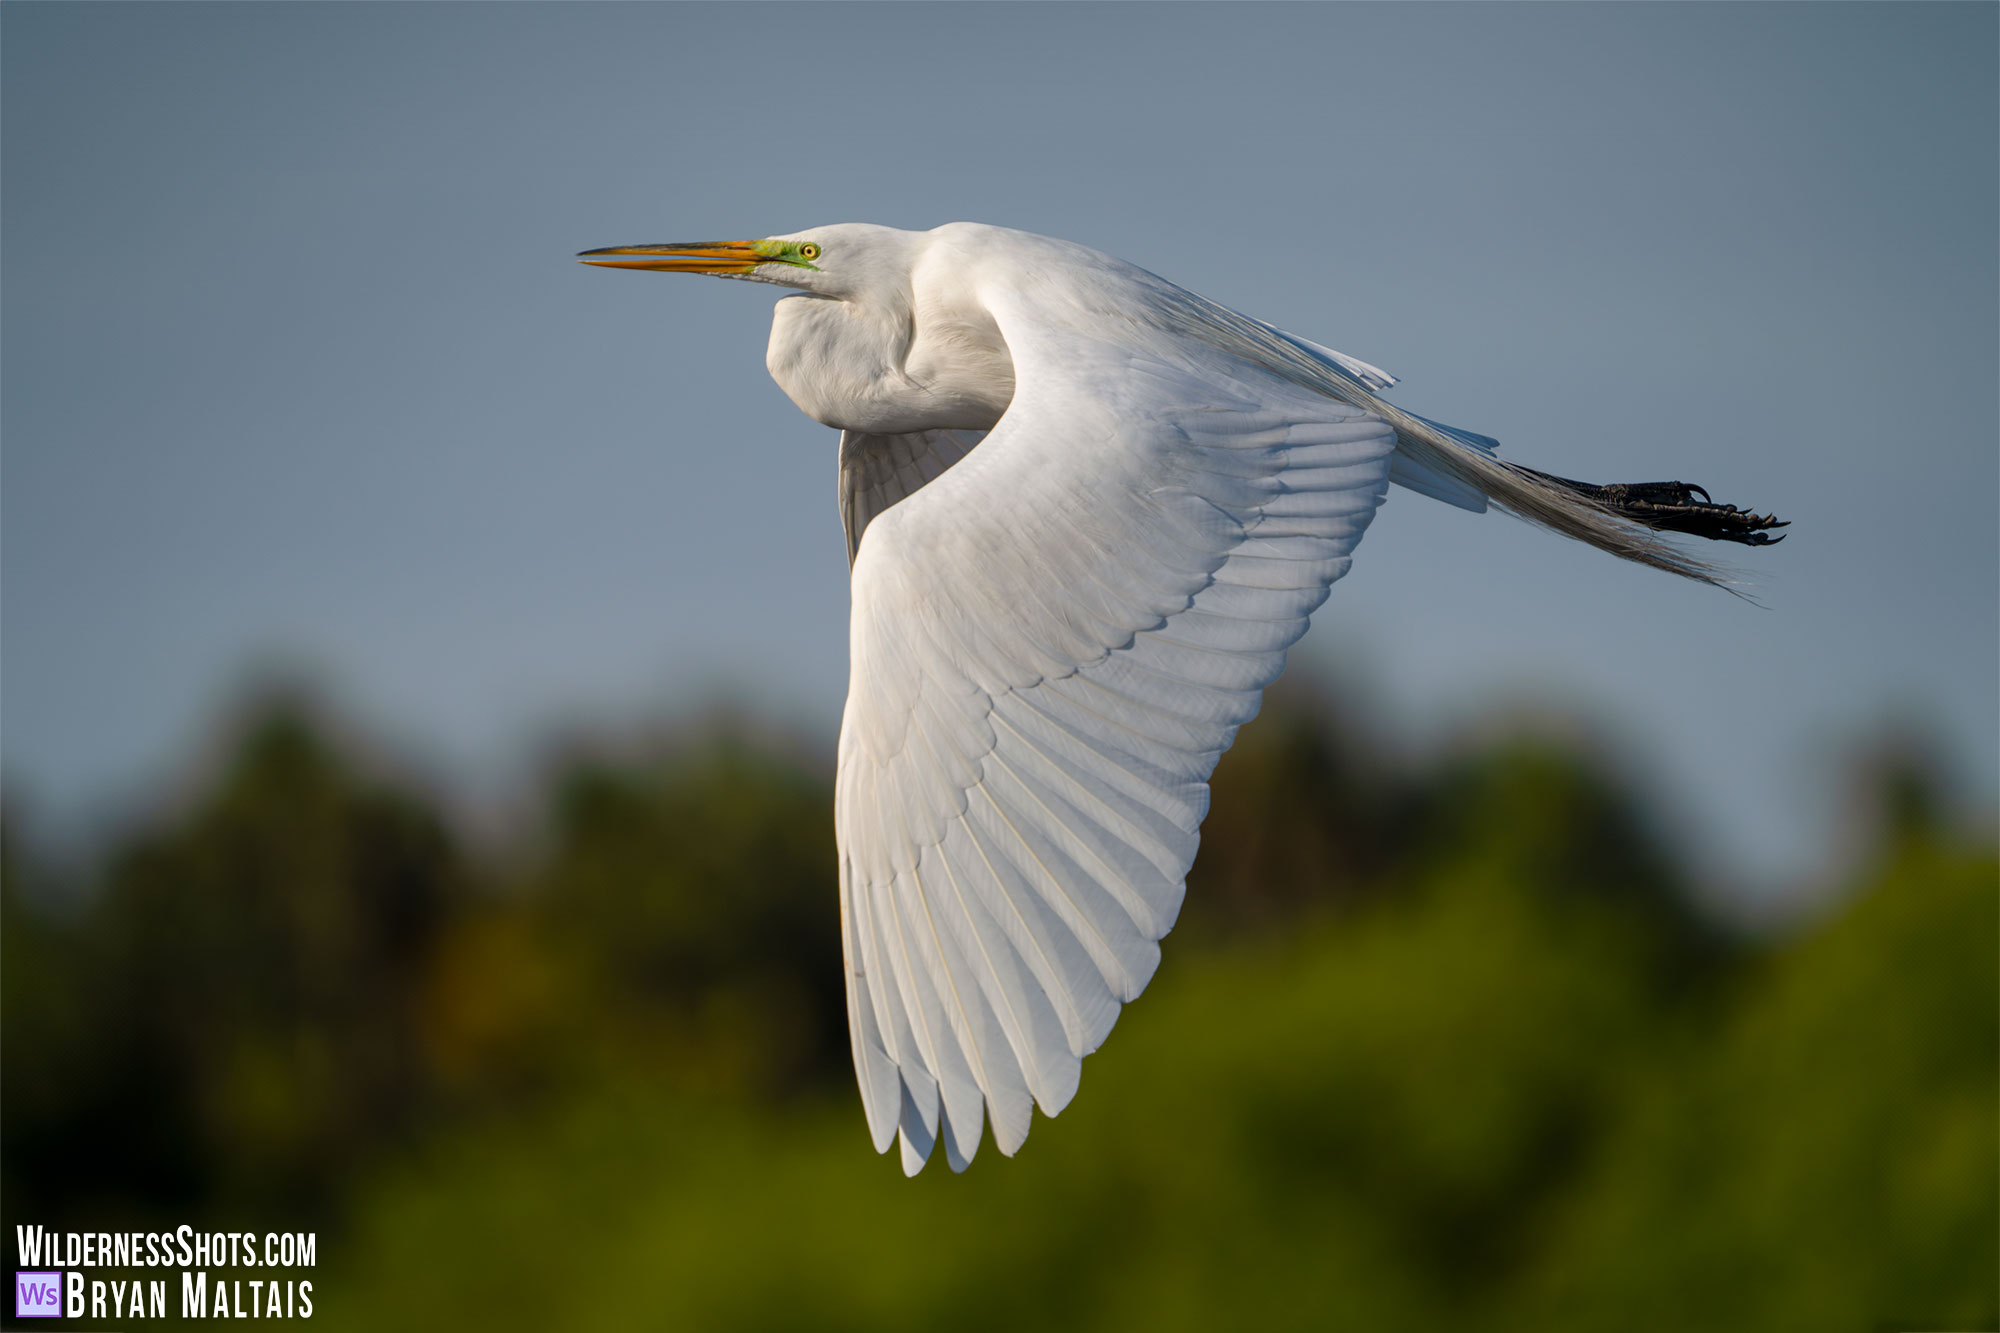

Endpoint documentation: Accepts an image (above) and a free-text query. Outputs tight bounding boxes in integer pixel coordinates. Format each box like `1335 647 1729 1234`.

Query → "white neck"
762 233 1015 435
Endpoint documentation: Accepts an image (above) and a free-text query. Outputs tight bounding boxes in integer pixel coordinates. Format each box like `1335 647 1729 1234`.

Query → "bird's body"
580 221 1783 1174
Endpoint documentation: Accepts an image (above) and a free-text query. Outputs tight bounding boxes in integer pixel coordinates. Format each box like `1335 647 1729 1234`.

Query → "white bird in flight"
579 222 1783 1175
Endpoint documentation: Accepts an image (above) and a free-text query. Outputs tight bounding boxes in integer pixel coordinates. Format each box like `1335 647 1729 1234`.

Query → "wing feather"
839 429 985 566
840 866 901 1152
836 286 1397 1171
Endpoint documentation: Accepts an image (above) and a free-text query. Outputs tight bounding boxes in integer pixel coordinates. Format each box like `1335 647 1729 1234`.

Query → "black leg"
1516 468 1790 546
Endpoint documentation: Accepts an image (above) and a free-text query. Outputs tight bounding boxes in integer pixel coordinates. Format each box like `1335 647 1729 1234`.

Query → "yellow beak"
575 240 766 274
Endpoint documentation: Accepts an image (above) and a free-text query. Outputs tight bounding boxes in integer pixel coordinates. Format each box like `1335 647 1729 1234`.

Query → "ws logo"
16 1271 62 1317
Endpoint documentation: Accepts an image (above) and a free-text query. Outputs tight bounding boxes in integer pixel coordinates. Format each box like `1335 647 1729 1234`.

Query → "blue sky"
4 3 1994 911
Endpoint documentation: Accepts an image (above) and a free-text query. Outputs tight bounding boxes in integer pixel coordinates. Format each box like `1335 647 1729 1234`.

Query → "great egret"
579 222 1784 1174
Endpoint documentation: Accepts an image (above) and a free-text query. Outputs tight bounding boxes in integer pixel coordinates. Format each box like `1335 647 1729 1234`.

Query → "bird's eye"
798 243 821 261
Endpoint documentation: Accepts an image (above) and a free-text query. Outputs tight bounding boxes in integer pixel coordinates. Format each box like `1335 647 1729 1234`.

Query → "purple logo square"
15 1272 61 1318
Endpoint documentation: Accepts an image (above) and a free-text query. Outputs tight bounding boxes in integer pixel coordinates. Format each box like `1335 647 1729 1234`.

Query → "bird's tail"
1386 418 1788 588
1164 288 1788 589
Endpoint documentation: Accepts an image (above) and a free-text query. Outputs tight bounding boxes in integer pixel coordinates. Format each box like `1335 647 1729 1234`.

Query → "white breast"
766 291 1015 435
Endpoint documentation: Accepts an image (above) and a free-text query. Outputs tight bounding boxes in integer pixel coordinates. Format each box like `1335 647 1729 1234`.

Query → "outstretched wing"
836 292 1398 1174
838 429 985 566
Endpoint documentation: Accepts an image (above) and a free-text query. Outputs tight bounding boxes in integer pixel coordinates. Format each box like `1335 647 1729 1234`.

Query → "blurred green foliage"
3 680 1992 1330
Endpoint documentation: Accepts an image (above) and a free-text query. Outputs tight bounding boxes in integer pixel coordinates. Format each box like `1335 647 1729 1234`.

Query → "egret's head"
577 224 917 301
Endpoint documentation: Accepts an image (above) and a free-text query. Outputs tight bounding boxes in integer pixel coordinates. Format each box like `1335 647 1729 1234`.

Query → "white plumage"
577 221 1782 1174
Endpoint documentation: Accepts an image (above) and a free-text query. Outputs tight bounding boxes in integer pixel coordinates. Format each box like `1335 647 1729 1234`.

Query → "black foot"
1520 469 1789 547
